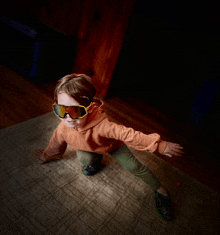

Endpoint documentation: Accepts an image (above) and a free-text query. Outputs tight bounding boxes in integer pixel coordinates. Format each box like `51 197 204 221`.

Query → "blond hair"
54 73 96 107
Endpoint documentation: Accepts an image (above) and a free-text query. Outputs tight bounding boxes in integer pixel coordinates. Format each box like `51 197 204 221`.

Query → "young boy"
35 73 184 221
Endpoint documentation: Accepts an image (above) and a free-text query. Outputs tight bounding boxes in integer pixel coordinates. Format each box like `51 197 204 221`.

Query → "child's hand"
35 149 48 164
162 142 184 158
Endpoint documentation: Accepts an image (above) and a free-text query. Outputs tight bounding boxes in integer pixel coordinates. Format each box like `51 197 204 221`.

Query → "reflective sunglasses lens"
79 106 87 117
68 107 78 119
68 106 86 119
53 105 65 118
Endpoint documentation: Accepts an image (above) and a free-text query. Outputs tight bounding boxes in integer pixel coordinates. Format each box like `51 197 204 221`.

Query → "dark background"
107 0 220 147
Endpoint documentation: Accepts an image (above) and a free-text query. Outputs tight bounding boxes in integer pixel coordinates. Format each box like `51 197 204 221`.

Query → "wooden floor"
1 64 219 193
0 65 57 128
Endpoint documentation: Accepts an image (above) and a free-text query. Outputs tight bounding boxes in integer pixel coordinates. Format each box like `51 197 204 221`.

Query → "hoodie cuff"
157 140 167 154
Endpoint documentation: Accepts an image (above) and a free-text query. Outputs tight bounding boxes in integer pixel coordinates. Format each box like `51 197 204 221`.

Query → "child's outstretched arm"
35 124 67 164
100 119 184 156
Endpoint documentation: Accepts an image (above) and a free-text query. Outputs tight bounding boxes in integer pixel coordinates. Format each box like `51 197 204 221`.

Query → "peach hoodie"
43 99 167 162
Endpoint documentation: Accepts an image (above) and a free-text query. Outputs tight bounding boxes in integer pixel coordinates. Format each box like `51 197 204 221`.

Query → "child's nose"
65 113 72 119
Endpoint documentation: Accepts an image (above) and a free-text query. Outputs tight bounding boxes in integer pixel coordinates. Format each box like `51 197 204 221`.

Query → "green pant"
76 144 162 191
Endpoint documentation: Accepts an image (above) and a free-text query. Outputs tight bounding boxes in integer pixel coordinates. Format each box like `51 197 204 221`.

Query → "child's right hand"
35 149 48 164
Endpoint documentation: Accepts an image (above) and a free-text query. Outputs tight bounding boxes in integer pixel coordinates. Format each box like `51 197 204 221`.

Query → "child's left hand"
35 149 48 164
162 142 184 157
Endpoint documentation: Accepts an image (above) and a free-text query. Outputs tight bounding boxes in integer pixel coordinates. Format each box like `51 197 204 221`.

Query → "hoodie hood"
77 98 107 132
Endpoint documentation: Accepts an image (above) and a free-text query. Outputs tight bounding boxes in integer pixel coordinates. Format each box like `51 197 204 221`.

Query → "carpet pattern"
0 112 219 235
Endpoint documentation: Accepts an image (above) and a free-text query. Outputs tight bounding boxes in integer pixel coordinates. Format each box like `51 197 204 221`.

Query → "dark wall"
107 1 220 126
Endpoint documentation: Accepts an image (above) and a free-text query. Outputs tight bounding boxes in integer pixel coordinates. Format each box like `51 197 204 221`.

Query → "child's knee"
76 150 101 166
77 150 91 165
123 161 140 173
76 149 85 161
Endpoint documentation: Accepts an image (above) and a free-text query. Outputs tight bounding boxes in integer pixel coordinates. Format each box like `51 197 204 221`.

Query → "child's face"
57 92 90 129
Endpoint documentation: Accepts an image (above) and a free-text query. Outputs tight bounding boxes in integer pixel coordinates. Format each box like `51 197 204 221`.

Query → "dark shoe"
154 190 175 221
82 157 103 176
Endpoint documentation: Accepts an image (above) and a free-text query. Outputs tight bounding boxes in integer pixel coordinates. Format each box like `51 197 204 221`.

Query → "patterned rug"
0 112 219 235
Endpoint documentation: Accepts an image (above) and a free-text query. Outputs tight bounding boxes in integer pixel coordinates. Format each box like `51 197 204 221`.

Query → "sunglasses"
53 103 92 119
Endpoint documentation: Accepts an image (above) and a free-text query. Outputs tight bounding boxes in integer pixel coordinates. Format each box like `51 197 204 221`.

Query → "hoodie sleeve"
42 123 67 162
99 119 167 154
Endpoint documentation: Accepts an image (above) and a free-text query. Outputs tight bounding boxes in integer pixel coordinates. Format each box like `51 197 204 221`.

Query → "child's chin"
65 121 85 129
62 117 87 128
66 122 78 128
